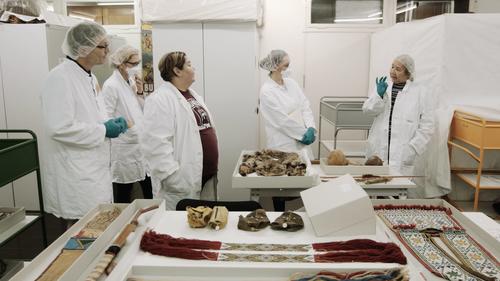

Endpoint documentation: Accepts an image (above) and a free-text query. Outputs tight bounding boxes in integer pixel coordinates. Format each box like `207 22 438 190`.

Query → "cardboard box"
301 174 376 236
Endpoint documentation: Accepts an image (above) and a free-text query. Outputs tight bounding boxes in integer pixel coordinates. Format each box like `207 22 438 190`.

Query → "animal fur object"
238 149 307 176
327 149 349 166
365 155 384 166
238 209 270 231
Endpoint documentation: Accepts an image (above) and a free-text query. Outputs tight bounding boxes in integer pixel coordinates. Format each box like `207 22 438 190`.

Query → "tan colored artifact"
186 206 213 228
208 206 229 230
327 149 349 165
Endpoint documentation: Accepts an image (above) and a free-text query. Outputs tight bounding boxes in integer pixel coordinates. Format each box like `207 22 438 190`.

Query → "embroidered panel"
376 208 460 230
289 268 409 281
217 253 315 263
399 230 483 281
441 230 500 280
220 242 311 252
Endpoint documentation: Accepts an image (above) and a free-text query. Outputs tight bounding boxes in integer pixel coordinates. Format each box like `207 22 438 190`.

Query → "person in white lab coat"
40 22 128 220
363 54 434 177
259 49 317 211
142 51 219 210
101 45 152 203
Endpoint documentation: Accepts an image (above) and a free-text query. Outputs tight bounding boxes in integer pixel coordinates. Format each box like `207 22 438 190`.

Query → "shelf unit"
317 96 374 159
447 110 500 211
0 129 47 248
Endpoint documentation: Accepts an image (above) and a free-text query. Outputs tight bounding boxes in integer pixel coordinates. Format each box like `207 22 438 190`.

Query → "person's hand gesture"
376 76 388 98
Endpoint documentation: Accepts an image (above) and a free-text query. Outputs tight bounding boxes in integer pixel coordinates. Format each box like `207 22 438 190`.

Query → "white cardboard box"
301 174 376 236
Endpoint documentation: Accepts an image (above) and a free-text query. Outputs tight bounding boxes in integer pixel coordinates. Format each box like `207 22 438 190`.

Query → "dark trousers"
272 196 299 212
113 176 153 203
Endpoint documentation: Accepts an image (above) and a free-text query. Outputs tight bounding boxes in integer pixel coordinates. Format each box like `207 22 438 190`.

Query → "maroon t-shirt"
180 90 219 185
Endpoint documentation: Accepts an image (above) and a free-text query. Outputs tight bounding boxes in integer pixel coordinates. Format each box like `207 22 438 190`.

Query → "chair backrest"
176 199 263 212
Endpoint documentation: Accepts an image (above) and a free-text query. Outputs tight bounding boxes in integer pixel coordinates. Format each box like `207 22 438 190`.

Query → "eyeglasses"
126 60 141 67
96 45 109 50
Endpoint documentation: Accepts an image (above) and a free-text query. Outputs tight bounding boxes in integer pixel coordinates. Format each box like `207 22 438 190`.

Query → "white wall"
257 0 386 157
470 0 500 13
258 0 306 148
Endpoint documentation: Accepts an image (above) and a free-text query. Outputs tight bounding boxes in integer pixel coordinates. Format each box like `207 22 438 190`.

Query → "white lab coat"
362 80 434 175
101 70 147 183
40 59 112 219
259 77 316 159
142 81 216 210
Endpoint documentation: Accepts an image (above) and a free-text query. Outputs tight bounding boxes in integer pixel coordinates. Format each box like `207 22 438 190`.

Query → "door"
204 22 258 200
151 23 205 97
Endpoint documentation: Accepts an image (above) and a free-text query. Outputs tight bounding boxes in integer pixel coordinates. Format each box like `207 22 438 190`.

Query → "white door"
152 23 205 97
0 37 15 207
1 25 50 210
204 22 258 200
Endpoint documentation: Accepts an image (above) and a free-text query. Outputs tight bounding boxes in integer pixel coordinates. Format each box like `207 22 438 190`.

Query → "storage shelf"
0 130 47 253
448 110 500 210
320 140 366 157
317 96 372 159
455 173 500 189
0 215 38 245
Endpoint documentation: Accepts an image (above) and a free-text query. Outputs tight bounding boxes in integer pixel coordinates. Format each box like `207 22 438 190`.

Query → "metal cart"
318 96 374 159
0 130 47 246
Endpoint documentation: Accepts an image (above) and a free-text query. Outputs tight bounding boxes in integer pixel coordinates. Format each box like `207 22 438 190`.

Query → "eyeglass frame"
125 60 141 67
95 44 109 50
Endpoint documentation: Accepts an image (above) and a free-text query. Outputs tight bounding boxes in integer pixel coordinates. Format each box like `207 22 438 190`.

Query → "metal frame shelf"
318 96 374 159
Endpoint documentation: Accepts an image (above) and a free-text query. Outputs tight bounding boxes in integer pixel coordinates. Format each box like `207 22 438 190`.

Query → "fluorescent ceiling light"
97 2 133 6
368 11 382 18
396 4 418 14
334 17 382 23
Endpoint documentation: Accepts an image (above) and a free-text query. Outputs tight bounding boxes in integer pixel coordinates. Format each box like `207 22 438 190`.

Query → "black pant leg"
113 182 134 203
139 176 153 199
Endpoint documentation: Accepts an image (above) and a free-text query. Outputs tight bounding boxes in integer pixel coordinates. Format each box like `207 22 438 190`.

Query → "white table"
463 212 500 241
108 210 424 281
247 165 416 201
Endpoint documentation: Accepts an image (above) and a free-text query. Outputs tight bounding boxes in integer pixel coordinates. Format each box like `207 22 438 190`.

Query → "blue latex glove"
300 127 316 145
376 76 388 98
104 119 122 138
114 117 128 133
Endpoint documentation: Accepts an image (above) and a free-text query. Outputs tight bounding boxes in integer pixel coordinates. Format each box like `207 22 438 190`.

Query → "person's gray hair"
109 45 139 68
62 22 107 60
259 49 288 72
394 54 415 81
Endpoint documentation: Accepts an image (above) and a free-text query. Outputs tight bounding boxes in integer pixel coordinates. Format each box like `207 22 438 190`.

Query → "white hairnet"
259 49 288 72
395 54 415 81
109 45 139 68
62 22 107 60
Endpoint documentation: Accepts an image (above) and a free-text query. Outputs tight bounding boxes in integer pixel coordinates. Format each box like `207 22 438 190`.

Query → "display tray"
320 158 389 175
108 210 416 281
11 199 164 281
232 150 319 189
11 200 499 281
320 97 373 127
372 199 500 281
0 207 25 235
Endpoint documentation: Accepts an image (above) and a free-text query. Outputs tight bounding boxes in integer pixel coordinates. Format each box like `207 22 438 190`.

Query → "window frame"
305 0 396 32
